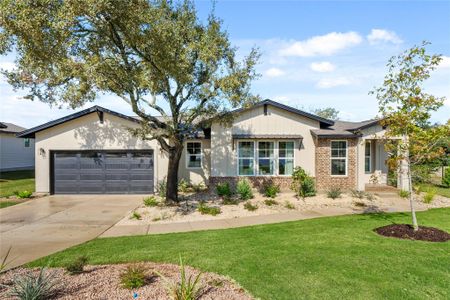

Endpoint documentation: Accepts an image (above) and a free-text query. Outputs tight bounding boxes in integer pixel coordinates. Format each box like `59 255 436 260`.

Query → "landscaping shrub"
197 203 221 216
413 185 423 195
236 179 253 200
263 183 280 198
192 183 206 192
399 190 410 198
14 190 33 199
158 256 202 300
178 179 190 193
158 180 167 198
243 201 258 211
351 190 365 199
423 189 436 204
284 201 295 209
326 187 342 199
143 196 158 207
65 255 88 275
443 168 450 187
120 264 147 289
365 193 375 201
222 196 238 205
216 182 232 198
8 268 59 300
264 199 278 206
130 211 142 220
291 167 316 198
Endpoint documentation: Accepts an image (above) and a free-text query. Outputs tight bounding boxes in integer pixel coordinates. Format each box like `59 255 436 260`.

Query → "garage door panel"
52 151 153 194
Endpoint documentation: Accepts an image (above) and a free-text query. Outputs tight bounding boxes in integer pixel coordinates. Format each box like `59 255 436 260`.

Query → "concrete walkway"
0 195 142 269
101 200 420 238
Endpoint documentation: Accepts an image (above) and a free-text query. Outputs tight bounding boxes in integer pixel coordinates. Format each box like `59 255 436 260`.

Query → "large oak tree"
0 0 260 202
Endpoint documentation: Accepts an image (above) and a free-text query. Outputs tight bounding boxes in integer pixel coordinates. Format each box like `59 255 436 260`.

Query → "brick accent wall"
209 176 293 192
315 138 358 191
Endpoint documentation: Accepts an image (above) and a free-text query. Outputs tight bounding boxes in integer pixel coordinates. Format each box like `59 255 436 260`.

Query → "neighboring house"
0 122 35 171
17 99 408 195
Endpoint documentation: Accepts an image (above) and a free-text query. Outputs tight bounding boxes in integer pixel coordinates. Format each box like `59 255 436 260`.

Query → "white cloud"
316 77 353 89
310 61 335 73
0 61 15 71
264 67 285 78
279 31 362 57
437 56 450 69
367 29 403 45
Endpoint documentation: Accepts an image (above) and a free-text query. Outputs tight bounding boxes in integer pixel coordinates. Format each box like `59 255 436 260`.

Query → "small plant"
353 201 367 207
399 190 410 198
1 246 12 272
243 201 258 211
365 192 375 201
291 167 316 198
236 179 253 200
197 203 221 216
8 268 59 300
222 196 238 205
143 196 158 207
158 256 202 300
264 199 278 206
65 255 88 275
120 264 147 289
284 201 295 209
412 185 423 195
443 168 450 187
351 190 365 199
178 179 190 193
14 190 33 199
369 173 380 185
216 182 232 198
263 183 280 198
326 187 342 199
130 211 142 220
158 180 167 198
192 183 205 192
423 189 436 204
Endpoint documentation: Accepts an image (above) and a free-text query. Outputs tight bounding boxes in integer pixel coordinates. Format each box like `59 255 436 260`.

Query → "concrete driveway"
0 195 143 269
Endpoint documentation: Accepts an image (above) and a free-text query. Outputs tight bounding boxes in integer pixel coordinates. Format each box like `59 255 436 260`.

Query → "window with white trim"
365 141 371 173
278 141 294 175
331 140 347 176
258 141 275 175
186 142 202 168
238 141 255 175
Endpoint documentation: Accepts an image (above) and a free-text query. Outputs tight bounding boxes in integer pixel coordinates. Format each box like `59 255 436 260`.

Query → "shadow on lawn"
362 211 409 224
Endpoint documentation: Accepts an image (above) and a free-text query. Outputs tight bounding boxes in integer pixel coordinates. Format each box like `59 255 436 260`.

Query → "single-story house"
0 122 35 171
17 99 408 194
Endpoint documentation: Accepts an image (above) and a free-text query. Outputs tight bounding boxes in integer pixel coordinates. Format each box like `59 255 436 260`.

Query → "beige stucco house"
0 122 34 171
17 99 408 194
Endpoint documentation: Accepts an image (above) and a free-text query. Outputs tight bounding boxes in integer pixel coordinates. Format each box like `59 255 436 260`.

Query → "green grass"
0 170 35 198
0 201 20 208
419 183 450 198
29 209 450 300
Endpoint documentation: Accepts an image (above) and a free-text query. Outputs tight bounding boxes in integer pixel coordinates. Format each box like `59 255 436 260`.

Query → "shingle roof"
0 122 27 134
311 119 381 138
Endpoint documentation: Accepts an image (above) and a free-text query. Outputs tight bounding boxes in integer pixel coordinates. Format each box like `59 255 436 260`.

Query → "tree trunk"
407 159 419 231
165 145 183 203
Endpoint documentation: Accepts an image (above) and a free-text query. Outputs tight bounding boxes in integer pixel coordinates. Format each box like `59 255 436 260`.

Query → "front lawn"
0 201 21 208
0 170 35 198
29 208 450 300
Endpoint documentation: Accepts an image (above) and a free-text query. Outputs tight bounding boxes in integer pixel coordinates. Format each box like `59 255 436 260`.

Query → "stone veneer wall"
209 176 294 192
315 138 358 191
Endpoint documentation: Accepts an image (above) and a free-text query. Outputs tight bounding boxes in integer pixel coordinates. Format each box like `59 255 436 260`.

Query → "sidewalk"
100 204 420 238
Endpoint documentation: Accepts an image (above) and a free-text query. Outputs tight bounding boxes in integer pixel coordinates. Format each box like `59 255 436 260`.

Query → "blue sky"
1 0 450 128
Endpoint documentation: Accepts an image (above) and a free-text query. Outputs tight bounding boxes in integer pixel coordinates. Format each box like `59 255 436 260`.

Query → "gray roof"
311 119 380 138
0 122 27 134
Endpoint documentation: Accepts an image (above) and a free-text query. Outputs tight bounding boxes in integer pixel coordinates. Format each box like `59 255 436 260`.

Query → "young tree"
311 107 339 120
0 0 260 202
371 42 449 230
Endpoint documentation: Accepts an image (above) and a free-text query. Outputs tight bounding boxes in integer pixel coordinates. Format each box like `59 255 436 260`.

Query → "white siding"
0 133 35 171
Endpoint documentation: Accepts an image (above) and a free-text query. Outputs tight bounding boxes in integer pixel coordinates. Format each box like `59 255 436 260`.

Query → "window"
186 142 202 168
24 138 30 148
238 141 255 175
279 141 294 175
258 141 275 175
365 141 371 173
331 140 347 176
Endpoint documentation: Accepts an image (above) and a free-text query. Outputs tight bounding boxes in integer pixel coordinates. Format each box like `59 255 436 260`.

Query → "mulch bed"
374 224 450 242
0 262 253 299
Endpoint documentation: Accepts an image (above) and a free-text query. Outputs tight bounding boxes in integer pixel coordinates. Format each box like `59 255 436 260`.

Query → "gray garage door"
52 151 154 194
